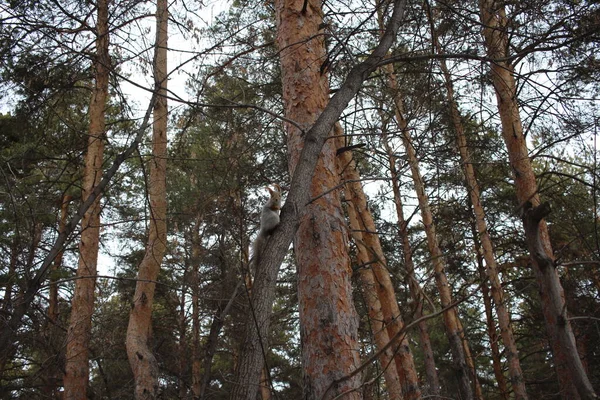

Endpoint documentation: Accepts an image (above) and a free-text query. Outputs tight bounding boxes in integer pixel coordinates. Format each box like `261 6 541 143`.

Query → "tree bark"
430 14 527 395
125 1 168 398
228 1 407 398
381 130 441 398
383 67 476 399
278 2 364 398
63 1 109 397
336 127 421 399
479 2 597 399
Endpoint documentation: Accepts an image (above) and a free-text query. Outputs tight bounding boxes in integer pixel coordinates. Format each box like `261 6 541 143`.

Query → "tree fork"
228 1 408 398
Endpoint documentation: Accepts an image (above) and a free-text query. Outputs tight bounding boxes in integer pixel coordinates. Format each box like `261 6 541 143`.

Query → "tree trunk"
336 126 421 399
381 129 441 398
385 74 476 398
178 282 188 400
125 1 168 398
430 15 528 396
276 3 363 399
479 2 597 399
477 249 509 400
191 217 202 398
228 1 408 398
63 1 109 397
260 367 272 400
469 214 509 399
339 157 404 399
42 195 72 398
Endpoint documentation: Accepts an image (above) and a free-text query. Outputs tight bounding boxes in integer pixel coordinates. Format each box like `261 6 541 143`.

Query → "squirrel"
250 184 282 268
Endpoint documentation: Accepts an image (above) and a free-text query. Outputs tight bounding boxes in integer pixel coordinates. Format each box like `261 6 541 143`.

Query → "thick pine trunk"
229 1 407 398
125 2 168 398
275 2 361 399
479 2 597 399
336 127 421 399
63 2 109 398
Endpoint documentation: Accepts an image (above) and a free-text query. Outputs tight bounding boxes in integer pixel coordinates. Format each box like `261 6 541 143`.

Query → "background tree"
0 0 599 398
126 0 168 397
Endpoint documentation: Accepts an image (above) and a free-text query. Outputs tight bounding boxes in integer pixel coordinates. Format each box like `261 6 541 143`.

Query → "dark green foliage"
0 0 599 398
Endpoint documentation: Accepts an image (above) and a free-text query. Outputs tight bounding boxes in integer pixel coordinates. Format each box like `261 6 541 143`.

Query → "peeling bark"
276 3 361 398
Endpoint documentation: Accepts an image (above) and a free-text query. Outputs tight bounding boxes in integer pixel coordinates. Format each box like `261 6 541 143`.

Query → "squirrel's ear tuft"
267 184 281 195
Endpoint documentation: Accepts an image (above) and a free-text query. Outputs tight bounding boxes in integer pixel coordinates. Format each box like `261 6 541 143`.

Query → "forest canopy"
0 0 599 399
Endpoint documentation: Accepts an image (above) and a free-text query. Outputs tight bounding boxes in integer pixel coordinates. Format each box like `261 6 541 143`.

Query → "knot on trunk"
521 201 554 270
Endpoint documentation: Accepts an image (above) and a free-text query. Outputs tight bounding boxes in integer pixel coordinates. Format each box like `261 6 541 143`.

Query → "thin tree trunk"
228 1 408 398
191 217 202 398
429 12 527 397
42 195 72 398
479 2 597 399
478 254 509 400
63 1 109 397
469 216 509 400
340 157 404 399
125 2 168 398
49 195 72 325
336 127 421 399
385 73 475 398
178 283 188 400
381 130 441 398
2 236 18 314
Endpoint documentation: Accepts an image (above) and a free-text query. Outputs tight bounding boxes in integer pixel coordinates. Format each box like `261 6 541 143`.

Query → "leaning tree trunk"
125 1 168 398
430 19 528 397
473 232 509 400
63 2 109 398
191 215 202 398
380 128 441 398
383 67 477 399
336 127 421 399
43 195 72 398
228 1 408 398
337 141 404 400
479 1 597 399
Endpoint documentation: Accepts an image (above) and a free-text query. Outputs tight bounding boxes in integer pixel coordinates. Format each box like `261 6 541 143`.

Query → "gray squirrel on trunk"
251 184 282 268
